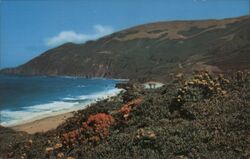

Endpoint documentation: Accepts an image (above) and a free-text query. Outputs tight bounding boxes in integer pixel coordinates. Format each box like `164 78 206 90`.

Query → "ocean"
0 75 124 126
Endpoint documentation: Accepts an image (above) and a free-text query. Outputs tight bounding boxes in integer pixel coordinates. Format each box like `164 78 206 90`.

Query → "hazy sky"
0 0 249 68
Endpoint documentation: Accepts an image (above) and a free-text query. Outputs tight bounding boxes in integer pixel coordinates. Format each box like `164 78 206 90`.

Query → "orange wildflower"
118 98 143 119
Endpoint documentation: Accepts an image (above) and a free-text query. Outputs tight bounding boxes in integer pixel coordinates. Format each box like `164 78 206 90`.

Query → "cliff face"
2 16 250 80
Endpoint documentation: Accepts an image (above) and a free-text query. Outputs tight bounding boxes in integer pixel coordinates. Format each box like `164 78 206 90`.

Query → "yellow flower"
188 81 194 85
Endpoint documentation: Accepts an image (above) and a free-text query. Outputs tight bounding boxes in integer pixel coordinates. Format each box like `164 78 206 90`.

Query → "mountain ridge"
1 15 250 81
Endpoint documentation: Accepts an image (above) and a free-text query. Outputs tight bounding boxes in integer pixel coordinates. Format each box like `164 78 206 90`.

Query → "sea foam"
1 88 123 126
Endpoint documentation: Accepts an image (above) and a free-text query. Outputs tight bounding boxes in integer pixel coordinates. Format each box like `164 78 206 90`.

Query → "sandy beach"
11 112 73 134
8 89 122 134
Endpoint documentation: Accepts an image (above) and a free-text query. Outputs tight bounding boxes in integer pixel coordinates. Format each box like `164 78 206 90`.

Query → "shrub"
61 113 114 145
118 98 143 120
83 113 115 139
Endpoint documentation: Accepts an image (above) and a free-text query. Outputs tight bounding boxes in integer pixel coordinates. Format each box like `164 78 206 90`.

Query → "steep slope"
2 16 250 80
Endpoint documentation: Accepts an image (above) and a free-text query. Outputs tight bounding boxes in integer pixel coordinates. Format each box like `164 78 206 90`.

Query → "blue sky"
0 0 249 68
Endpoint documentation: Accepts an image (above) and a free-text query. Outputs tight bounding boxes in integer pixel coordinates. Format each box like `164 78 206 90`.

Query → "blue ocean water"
0 75 124 126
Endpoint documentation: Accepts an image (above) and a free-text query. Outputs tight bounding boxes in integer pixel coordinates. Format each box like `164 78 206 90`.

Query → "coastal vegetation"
1 71 249 158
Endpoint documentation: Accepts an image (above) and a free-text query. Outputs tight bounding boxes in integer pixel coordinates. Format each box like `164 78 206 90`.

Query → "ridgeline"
1 16 250 81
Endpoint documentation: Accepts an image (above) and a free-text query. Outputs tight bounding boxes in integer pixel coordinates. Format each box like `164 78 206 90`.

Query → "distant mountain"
1 16 250 81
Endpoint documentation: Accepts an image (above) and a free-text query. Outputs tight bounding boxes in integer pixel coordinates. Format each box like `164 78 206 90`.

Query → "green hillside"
1 16 250 81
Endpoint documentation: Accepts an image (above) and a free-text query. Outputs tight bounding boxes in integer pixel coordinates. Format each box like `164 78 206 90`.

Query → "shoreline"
8 88 123 134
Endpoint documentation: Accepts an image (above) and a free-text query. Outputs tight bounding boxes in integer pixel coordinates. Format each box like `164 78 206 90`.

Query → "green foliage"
1 72 250 158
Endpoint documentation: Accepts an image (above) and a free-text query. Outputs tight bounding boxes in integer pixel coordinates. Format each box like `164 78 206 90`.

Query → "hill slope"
2 16 250 80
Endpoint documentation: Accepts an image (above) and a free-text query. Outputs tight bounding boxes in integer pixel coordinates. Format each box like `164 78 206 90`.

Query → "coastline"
8 88 124 134
1 72 249 158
